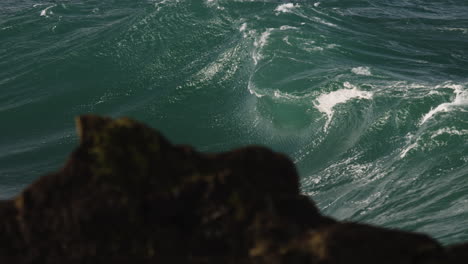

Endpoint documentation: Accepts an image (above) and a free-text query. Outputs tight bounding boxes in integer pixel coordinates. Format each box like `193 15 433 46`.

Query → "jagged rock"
0 115 323 262
0 115 465 263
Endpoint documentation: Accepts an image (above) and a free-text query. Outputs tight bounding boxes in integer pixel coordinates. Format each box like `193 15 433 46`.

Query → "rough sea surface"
1 0 467 244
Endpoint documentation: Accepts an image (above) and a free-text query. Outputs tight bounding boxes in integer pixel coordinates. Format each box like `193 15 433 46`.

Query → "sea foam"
239 23 247 32
431 127 468 138
40 5 55 17
352 67 372 76
252 28 273 64
315 82 373 130
420 84 467 125
274 3 300 14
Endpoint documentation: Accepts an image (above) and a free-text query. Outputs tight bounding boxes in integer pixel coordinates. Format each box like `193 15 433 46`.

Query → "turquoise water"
1 0 467 244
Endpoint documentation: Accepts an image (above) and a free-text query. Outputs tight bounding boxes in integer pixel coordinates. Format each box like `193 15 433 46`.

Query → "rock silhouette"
0 115 465 263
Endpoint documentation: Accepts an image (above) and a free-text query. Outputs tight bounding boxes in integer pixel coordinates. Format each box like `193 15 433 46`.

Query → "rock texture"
0 115 465 263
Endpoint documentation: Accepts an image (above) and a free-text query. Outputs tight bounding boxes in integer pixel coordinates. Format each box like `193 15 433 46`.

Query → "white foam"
273 90 302 100
247 82 265 98
440 27 468 34
155 0 170 10
185 46 240 88
400 142 418 158
300 39 332 52
314 82 373 130
279 25 298 30
254 29 272 48
252 28 273 64
420 104 450 125
400 125 468 158
40 5 55 17
247 82 303 101
312 17 337 27
431 127 468 138
314 2 321 7
352 66 372 76
239 22 247 32
354 191 381 206
420 84 467 125
312 47 324 51
428 90 442 96
274 3 300 14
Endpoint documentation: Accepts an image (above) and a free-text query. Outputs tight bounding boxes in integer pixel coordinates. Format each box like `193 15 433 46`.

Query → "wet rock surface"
0 115 465 263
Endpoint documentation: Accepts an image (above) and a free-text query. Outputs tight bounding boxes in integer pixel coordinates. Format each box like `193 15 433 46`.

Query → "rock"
0 115 325 262
0 115 465 263
447 243 468 264
291 223 444 264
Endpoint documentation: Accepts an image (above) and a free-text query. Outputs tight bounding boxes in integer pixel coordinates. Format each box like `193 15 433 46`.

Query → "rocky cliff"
0 115 466 263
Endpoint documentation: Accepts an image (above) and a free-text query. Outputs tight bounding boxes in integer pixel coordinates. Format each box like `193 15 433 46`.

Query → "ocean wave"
314 82 373 130
420 84 467 125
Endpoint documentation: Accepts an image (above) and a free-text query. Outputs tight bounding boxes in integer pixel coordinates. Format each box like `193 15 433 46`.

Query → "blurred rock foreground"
0 115 466 263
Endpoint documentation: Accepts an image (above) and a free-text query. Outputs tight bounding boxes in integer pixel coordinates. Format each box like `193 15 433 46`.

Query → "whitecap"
254 29 272 48
314 82 373 130
155 0 170 10
274 3 300 14
312 17 337 28
400 142 418 158
40 5 56 17
273 90 302 101
420 84 467 125
351 66 372 76
252 28 273 64
279 25 298 30
431 127 468 138
239 22 247 32
440 27 468 34
247 82 265 98
184 46 240 88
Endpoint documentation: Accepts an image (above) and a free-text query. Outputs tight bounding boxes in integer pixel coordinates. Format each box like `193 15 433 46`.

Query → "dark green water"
1 0 468 244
